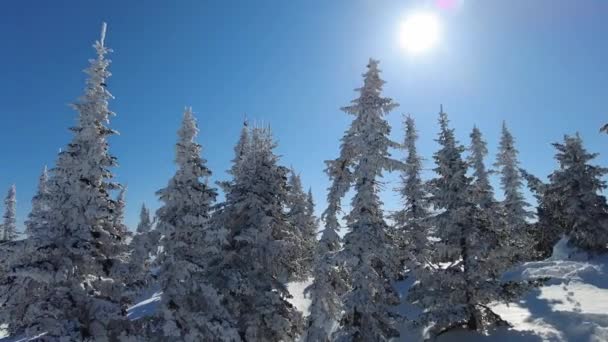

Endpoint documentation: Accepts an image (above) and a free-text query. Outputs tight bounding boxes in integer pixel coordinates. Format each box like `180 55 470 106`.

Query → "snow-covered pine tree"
546 134 608 251
212 125 303 341
2 185 17 242
330 59 402 342
520 169 563 258
154 107 240 341
285 169 317 279
408 109 540 336
115 187 129 236
495 122 532 231
25 167 50 240
0 23 131 340
125 203 159 302
304 129 356 341
217 119 250 194
393 115 431 272
469 126 494 208
137 204 153 234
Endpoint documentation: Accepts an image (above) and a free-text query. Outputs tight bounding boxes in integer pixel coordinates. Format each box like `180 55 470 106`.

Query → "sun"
399 12 441 54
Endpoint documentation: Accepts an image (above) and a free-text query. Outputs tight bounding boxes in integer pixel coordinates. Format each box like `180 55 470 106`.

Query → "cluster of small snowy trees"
0 23 607 342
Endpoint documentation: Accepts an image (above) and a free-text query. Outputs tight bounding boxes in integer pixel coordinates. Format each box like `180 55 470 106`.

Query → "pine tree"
25 167 50 240
285 169 317 279
330 59 402 341
0 23 131 340
217 119 250 194
469 126 494 208
495 122 531 230
211 125 303 341
136 204 153 234
154 107 240 341
115 187 128 235
408 109 540 336
2 185 17 242
126 203 159 302
393 115 431 271
547 134 608 251
520 169 563 258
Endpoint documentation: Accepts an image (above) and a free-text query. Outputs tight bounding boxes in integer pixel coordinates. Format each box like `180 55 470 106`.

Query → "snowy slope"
436 238 608 342
3 239 607 341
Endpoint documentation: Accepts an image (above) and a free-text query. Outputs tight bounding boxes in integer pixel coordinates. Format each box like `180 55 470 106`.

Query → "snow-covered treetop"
341 58 398 116
2 184 17 241
469 126 494 207
431 107 469 209
495 121 531 226
137 203 152 234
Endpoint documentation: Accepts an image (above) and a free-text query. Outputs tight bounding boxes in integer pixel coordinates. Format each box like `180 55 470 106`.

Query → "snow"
3 236 608 341
433 238 608 342
287 278 313 317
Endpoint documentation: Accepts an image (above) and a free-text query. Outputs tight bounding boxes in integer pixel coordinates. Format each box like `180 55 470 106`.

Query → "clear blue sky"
1 0 607 231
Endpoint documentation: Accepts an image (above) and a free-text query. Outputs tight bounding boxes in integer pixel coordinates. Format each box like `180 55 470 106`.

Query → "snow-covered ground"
3 239 607 341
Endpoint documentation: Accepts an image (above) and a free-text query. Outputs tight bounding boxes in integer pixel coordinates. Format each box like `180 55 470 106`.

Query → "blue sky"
1 0 607 231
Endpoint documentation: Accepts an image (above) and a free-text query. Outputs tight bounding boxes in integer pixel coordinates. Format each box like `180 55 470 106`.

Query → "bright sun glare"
399 12 441 54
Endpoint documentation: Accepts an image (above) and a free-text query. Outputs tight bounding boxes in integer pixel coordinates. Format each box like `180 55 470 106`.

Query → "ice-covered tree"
154 107 240 341
137 203 153 233
547 134 608 251
329 59 402 342
285 169 317 279
0 23 131 340
495 122 531 230
408 109 540 337
393 115 431 272
2 185 17 242
520 169 563 258
218 119 250 194
115 187 128 235
469 126 495 208
211 125 303 341
25 167 50 240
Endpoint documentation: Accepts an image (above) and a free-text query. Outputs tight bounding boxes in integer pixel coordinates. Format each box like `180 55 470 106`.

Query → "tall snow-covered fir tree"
469 126 495 208
115 187 128 235
25 167 50 239
393 115 431 272
285 169 317 279
329 59 402 342
210 125 303 341
125 202 159 303
408 109 540 337
0 23 131 340
2 185 17 242
154 107 240 341
546 134 608 252
136 203 153 234
495 122 531 230
304 122 357 341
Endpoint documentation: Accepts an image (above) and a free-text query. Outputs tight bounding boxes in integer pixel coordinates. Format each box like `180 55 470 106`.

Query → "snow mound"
484 239 608 342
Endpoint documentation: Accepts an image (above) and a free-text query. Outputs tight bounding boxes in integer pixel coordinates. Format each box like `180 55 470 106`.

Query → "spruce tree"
0 23 131 340
211 125 303 341
136 204 153 234
495 122 531 230
393 115 431 271
2 185 17 242
547 134 608 251
408 109 539 336
25 167 50 240
155 107 240 341
330 59 402 341
286 169 317 279
469 126 494 208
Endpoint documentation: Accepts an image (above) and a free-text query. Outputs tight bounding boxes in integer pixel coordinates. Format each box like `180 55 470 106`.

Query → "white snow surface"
2 239 607 341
